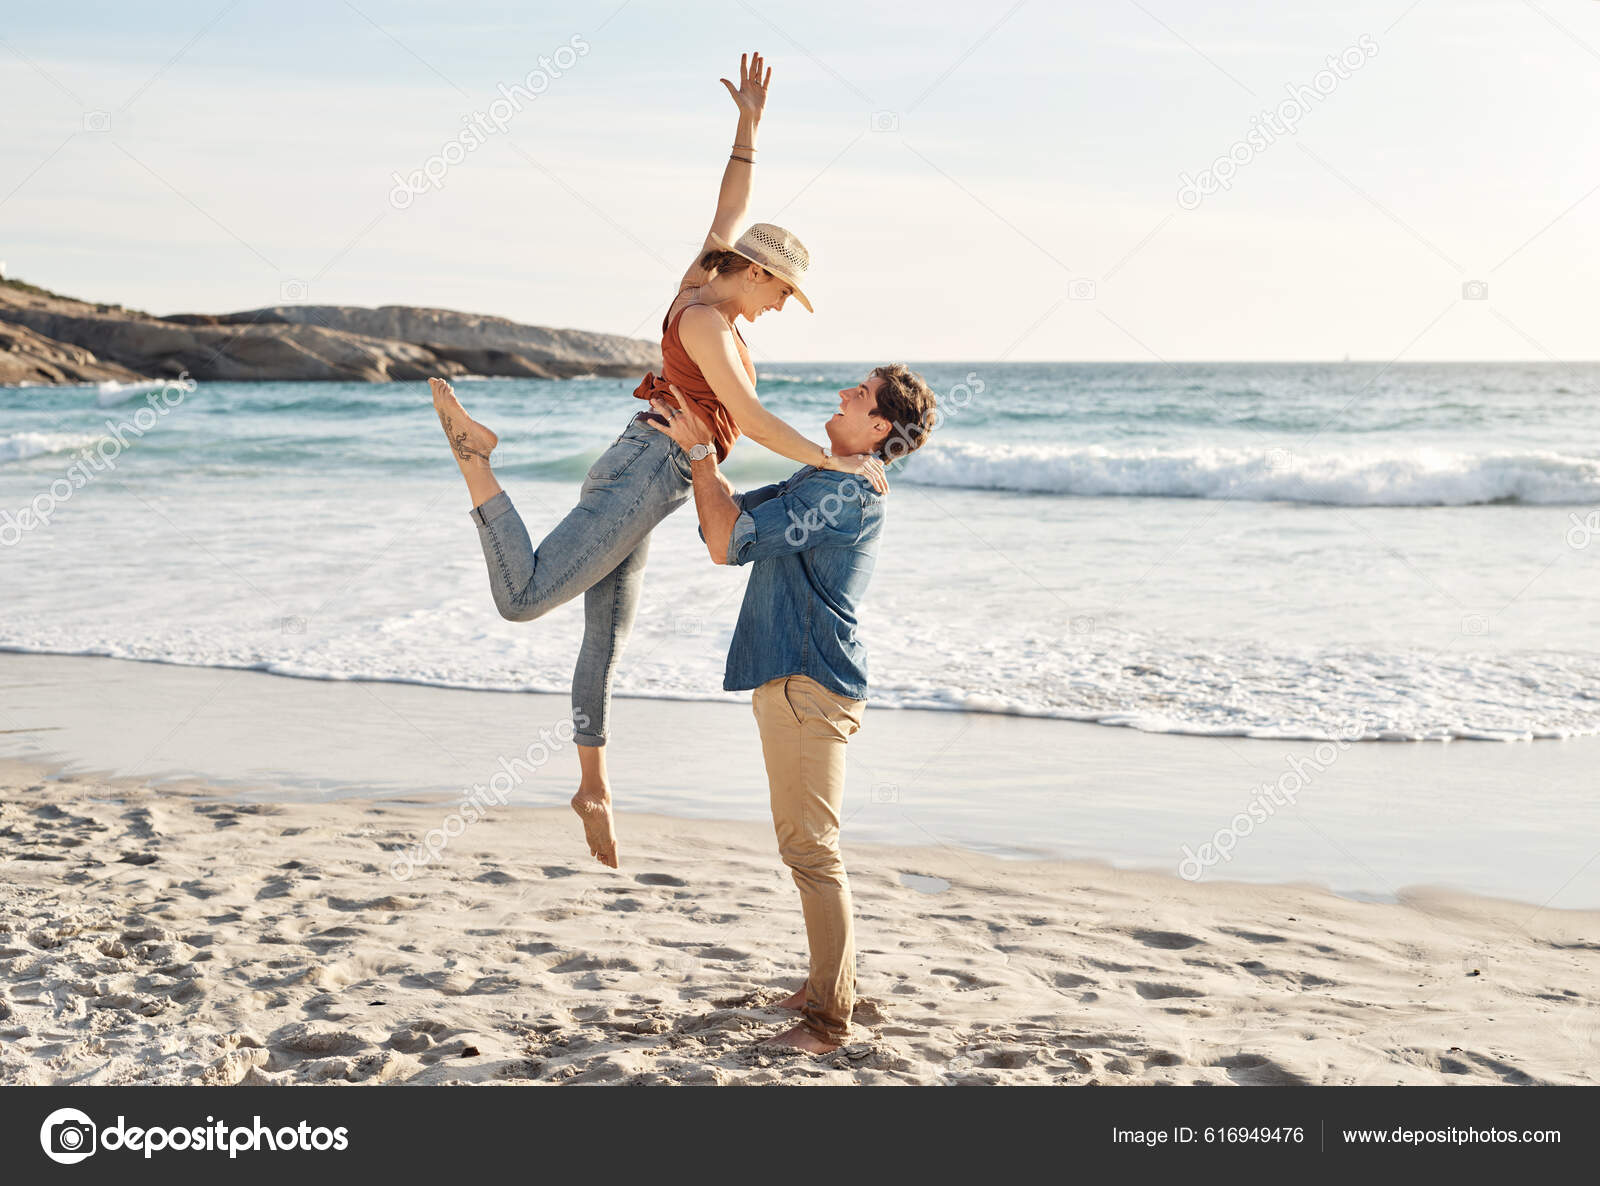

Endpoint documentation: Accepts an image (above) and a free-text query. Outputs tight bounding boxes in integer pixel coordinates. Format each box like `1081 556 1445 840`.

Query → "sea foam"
0 431 104 465
904 442 1600 506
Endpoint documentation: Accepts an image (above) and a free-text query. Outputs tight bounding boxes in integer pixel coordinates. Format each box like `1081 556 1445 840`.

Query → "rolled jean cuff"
573 729 607 748
801 1006 850 1044
724 510 756 565
469 490 514 528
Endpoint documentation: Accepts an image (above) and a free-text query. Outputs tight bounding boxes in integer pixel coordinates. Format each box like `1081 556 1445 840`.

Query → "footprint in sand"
327 895 418 912
1134 982 1205 1000
1129 929 1203 950
388 1018 453 1052
695 946 752 962
1217 926 1290 945
272 1021 371 1057
634 872 687 887
550 954 641 975
256 876 303 900
1213 1052 1308 1086
1052 972 1096 989
930 967 1004 991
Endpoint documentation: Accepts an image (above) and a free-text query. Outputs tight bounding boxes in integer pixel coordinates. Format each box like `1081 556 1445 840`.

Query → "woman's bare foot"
571 785 618 869
431 378 503 507
431 377 498 464
765 1023 840 1055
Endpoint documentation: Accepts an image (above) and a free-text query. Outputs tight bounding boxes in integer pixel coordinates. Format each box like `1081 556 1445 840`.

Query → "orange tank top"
632 302 755 463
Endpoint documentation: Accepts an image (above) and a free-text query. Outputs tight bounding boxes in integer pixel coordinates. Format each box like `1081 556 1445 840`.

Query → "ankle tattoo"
439 411 489 462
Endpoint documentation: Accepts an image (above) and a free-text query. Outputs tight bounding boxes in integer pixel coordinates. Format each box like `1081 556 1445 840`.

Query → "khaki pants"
752 674 865 1043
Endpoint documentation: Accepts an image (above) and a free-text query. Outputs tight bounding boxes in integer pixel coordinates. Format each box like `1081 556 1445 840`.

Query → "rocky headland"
0 278 660 385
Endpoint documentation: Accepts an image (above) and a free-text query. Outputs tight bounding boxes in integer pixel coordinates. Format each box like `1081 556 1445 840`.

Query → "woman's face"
738 266 794 321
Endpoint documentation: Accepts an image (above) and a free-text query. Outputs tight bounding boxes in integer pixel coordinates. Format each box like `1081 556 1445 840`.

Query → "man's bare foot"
777 987 806 1010
571 785 618 868
765 1023 841 1055
430 377 497 464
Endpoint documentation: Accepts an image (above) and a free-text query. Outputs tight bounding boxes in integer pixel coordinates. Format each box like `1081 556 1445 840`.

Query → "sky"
2 0 1597 361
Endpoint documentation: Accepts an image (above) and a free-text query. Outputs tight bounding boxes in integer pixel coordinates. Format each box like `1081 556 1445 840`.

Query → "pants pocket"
669 446 693 485
587 426 652 482
778 676 809 728
784 675 862 736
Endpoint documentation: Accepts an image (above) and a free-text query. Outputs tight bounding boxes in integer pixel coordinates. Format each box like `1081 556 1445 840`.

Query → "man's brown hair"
868 364 937 462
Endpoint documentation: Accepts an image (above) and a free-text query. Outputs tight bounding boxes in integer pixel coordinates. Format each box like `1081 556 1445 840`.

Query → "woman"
429 51 885 870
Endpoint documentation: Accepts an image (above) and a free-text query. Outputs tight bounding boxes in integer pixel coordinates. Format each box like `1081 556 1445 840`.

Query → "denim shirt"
717 467 885 701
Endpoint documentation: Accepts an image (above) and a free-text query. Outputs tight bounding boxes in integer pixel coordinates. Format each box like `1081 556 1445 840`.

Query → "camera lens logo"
40 1108 97 1164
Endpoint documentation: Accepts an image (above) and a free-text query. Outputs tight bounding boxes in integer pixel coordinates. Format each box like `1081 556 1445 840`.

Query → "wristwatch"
820 446 833 465
687 442 715 462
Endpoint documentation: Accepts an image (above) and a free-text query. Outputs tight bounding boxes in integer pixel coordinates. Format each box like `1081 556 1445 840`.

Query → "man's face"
824 374 889 457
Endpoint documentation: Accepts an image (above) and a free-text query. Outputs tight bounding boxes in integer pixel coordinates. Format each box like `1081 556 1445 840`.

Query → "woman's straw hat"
707 223 814 312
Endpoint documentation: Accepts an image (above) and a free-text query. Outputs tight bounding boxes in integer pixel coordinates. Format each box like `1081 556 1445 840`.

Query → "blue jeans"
470 413 693 746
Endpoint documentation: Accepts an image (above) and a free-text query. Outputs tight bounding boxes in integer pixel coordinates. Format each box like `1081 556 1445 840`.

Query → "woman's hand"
824 450 889 494
647 385 717 454
720 51 770 122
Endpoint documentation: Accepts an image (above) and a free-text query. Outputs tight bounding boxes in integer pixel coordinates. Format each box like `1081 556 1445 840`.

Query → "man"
649 364 937 1053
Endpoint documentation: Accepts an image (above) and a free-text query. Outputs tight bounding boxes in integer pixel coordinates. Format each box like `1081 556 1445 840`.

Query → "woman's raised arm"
675 52 769 293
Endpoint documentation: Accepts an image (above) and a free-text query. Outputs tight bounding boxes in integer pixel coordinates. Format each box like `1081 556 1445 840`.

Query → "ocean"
3 361 1599 744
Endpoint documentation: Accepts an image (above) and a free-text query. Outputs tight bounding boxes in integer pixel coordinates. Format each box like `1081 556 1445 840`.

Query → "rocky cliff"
0 280 661 385
0 319 148 385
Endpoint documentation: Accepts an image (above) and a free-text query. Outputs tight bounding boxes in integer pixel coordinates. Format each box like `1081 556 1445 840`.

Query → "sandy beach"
3 753 1596 1087
7 653 1600 909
